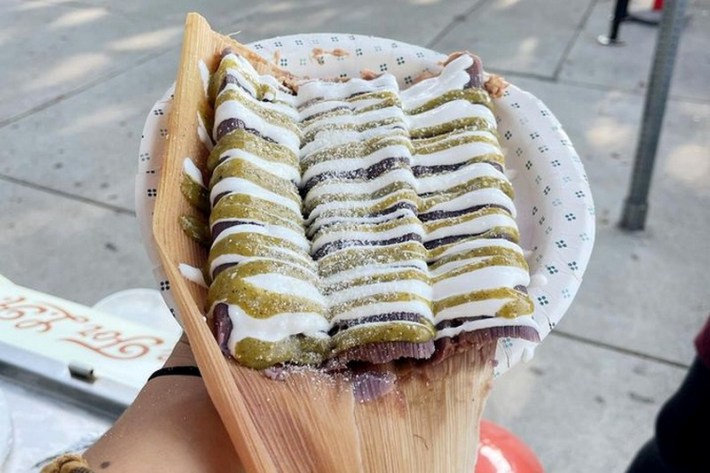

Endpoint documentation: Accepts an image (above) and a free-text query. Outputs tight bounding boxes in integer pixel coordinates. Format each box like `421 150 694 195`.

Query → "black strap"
148 365 202 381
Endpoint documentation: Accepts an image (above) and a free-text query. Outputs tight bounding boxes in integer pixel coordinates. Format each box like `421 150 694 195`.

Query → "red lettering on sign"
1 294 172 363
62 331 164 360
0 296 88 332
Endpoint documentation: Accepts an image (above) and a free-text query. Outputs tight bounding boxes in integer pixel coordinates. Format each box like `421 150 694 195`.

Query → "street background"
1 0 708 471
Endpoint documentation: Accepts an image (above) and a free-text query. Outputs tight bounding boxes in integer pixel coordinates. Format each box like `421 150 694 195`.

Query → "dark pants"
626 358 710 472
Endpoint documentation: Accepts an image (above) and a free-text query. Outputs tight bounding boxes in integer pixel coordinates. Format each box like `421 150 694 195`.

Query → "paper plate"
136 34 595 376
93 288 180 334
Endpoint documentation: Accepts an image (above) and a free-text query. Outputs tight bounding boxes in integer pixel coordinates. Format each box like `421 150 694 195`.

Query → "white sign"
0 280 181 390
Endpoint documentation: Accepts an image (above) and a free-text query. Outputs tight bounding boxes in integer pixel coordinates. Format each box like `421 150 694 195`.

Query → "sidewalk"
1 0 708 471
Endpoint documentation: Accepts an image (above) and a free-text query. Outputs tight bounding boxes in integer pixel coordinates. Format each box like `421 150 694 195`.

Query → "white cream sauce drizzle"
182 158 204 187
198 60 210 97
330 301 434 324
227 305 330 345
305 168 418 207
433 265 530 300
413 140 501 165
212 222 310 251
210 177 300 214
305 208 417 238
417 161 507 193
407 101 496 131
215 149 300 183
328 279 432 307
400 54 473 109
221 82 299 120
210 251 315 279
244 273 326 306
310 221 424 253
301 143 411 183
424 189 516 218
322 265 428 287
203 52 538 349
213 100 300 152
196 113 214 151
436 313 539 340
424 213 517 242
179 263 207 288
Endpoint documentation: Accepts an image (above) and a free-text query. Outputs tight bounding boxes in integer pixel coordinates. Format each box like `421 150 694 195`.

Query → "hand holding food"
144 13 591 472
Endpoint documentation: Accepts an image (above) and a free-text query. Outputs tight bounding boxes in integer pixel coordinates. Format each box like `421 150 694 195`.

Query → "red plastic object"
653 0 663 10
475 420 544 473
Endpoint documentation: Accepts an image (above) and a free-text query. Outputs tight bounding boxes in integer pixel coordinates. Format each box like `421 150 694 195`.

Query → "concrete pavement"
1 0 708 471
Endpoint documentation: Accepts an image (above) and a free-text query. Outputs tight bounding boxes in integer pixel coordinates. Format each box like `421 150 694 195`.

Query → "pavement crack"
558 77 710 104
426 0 490 49
484 67 556 83
553 0 600 81
628 391 655 404
0 46 176 130
550 329 691 370
0 173 135 216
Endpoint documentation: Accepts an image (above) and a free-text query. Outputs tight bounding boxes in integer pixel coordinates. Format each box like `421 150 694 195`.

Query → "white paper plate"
136 34 595 376
93 288 181 334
